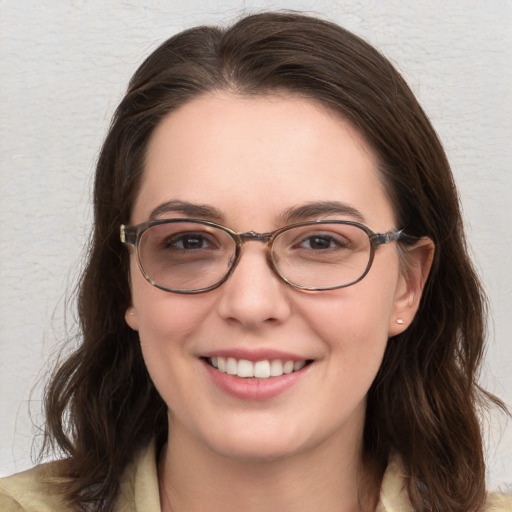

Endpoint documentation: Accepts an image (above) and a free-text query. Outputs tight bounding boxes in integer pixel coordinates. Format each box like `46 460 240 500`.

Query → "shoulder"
379 455 512 512
485 492 512 511
0 441 160 512
0 460 72 512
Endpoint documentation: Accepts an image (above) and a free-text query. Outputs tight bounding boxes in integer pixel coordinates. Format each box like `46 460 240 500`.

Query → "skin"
125 93 433 512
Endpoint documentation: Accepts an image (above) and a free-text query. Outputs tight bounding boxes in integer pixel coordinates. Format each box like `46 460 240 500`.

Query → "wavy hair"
41 11 506 511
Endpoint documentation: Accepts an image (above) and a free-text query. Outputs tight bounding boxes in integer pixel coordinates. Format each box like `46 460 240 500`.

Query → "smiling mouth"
205 357 311 379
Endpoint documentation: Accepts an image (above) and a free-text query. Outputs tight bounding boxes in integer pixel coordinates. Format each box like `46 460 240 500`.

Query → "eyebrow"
148 199 366 225
281 201 366 224
149 200 224 221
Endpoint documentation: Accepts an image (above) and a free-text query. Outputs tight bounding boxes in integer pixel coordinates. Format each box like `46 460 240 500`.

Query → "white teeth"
283 360 294 374
209 357 307 379
237 359 254 378
226 357 238 375
254 360 271 379
270 360 283 377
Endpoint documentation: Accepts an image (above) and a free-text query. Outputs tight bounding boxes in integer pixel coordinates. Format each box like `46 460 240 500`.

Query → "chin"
210 439 301 464
200 422 315 464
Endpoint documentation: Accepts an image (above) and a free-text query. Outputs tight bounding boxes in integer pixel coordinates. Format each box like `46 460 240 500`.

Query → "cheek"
127 274 217 406
303 288 395 342
297 260 401 360
133 290 212 347
128 253 211 339
129 277 217 408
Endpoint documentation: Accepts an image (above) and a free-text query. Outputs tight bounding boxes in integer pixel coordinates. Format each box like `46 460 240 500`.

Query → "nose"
216 244 292 328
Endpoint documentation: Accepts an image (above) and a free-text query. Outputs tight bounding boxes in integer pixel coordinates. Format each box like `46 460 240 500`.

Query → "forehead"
133 92 394 229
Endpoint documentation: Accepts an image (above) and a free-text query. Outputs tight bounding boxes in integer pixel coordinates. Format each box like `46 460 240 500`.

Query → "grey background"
1 0 510 489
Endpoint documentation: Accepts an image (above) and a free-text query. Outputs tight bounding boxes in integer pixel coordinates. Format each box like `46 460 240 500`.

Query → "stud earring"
396 318 405 325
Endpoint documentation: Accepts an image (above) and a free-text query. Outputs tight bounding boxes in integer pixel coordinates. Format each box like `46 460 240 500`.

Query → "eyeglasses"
120 219 407 294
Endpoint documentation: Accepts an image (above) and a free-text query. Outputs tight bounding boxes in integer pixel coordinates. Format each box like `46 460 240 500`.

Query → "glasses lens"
272 223 372 289
138 221 236 291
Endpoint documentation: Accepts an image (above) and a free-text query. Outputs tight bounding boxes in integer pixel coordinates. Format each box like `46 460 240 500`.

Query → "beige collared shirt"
1 442 510 511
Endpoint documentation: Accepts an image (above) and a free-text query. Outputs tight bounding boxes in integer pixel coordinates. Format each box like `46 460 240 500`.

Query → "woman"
0 11 510 512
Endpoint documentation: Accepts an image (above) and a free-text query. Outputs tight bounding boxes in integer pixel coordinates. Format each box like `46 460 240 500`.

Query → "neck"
158 419 381 512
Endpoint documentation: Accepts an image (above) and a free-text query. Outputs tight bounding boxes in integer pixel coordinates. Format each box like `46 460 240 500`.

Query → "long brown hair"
41 12 506 511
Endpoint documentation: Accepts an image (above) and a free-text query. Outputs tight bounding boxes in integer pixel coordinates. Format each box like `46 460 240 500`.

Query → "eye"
298 233 350 250
165 232 218 250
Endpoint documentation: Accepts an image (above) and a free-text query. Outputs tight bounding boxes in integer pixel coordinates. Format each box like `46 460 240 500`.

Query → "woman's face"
126 93 424 462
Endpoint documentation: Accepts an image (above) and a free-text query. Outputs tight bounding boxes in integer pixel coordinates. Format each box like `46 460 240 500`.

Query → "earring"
396 318 405 325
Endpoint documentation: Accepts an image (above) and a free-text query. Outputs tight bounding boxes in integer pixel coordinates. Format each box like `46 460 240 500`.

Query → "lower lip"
202 360 309 401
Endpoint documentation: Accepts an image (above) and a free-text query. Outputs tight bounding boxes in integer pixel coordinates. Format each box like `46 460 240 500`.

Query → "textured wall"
1 0 511 489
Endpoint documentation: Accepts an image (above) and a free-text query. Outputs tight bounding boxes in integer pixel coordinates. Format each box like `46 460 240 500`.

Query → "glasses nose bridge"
238 230 274 245
229 230 279 284
234 230 275 268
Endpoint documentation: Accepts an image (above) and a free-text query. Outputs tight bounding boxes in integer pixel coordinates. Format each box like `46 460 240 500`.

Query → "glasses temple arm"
120 224 137 245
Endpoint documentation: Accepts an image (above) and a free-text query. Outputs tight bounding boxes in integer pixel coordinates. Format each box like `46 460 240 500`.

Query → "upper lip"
200 348 310 362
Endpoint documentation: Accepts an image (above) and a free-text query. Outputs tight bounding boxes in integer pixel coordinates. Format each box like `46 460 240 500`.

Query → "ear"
389 237 435 336
125 305 139 331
